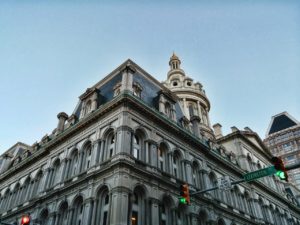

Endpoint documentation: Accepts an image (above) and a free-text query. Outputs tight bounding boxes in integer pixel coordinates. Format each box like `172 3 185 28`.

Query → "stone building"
264 112 300 190
0 54 300 225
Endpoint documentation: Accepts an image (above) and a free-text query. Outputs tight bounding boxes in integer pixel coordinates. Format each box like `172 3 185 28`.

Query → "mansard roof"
266 112 299 136
73 59 184 123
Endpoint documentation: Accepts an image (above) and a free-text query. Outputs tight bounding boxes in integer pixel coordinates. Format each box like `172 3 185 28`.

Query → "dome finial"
169 52 181 70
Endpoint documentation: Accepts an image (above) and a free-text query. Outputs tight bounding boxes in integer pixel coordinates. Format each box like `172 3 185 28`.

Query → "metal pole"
285 162 300 171
190 178 245 196
0 221 16 225
190 162 300 196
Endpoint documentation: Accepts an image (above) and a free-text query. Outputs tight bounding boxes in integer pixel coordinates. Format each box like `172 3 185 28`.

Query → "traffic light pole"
190 178 245 196
190 161 300 196
0 221 17 225
285 162 300 171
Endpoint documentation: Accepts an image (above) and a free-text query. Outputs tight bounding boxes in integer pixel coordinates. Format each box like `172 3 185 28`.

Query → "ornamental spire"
169 52 181 70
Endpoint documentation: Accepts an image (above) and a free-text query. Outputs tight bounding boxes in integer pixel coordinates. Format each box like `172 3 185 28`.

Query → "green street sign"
244 166 276 181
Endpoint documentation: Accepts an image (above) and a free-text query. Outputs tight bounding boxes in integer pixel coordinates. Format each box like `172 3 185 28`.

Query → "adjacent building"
0 55 300 225
264 112 300 189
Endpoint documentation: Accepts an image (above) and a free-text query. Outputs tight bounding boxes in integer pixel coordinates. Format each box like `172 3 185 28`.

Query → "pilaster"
149 198 160 225
116 126 133 155
109 187 130 225
81 199 93 225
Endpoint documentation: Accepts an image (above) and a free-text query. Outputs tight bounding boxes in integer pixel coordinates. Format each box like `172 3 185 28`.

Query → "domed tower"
163 53 214 139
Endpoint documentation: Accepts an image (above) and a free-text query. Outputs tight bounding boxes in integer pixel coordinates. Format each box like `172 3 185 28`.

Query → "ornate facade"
0 55 300 225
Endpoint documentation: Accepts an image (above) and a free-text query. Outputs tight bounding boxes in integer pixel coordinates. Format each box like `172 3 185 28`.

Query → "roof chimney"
213 123 223 139
244 127 253 132
231 126 239 132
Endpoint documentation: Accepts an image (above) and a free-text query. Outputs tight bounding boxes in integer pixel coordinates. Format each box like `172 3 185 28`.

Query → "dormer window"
113 82 121 97
133 82 142 98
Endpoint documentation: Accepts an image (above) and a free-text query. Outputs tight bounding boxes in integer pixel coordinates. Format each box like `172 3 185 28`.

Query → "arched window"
130 186 146 225
165 102 172 119
69 149 79 178
192 162 200 188
133 135 141 160
158 143 168 172
72 196 84 225
57 201 68 225
50 159 61 187
175 205 187 225
81 142 92 172
39 208 49 225
198 210 208 225
244 191 253 216
201 107 208 125
32 170 43 197
172 151 181 179
106 133 115 160
96 187 110 225
22 177 31 203
188 103 194 118
209 172 219 200
11 183 20 208
2 189 10 211
133 82 143 98
159 196 173 225
217 219 226 225
273 208 283 225
259 198 268 222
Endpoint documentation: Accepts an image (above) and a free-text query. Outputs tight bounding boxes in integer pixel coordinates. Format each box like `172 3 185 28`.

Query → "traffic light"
20 215 30 225
272 157 288 182
179 184 190 204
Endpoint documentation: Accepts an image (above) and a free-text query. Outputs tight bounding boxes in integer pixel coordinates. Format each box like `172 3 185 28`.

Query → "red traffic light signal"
272 157 288 182
179 184 190 204
21 215 30 225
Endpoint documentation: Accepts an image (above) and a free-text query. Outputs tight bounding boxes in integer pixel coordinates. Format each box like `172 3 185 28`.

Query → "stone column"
171 208 176 225
91 92 98 111
149 198 160 225
99 140 105 163
150 142 158 168
159 95 166 113
47 212 56 225
90 141 100 167
80 101 86 119
82 199 93 225
190 213 199 225
56 112 68 134
200 169 210 190
58 159 67 183
77 151 84 174
184 160 193 184
24 181 33 202
145 141 149 164
63 159 70 180
67 208 74 225
171 105 176 121
91 199 98 225
116 126 132 155
121 65 134 92
167 152 172 174
183 98 188 119
40 168 51 192
54 213 60 225
109 187 130 225
190 115 201 138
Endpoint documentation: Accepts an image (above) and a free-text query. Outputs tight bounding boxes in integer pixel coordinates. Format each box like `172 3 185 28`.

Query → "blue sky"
0 1 299 154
